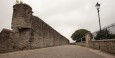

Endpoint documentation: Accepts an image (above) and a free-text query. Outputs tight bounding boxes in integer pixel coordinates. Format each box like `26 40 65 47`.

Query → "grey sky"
0 0 115 42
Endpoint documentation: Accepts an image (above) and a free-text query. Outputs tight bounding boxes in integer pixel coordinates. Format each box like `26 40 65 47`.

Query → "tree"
95 29 113 40
111 34 115 39
71 29 91 42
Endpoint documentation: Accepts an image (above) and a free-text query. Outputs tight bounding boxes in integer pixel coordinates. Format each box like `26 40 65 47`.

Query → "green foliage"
71 29 90 42
95 29 114 40
112 34 115 39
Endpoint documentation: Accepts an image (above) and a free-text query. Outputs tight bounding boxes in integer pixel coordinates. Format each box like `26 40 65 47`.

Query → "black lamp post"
95 2 101 32
95 2 102 40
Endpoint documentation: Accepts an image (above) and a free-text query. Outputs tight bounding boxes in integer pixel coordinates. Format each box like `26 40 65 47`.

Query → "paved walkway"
0 45 115 58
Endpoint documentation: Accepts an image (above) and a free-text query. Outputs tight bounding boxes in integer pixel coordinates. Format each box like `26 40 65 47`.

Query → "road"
0 45 115 58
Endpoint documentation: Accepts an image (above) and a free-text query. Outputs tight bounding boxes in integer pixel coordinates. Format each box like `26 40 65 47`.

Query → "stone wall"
0 29 15 53
76 42 86 47
76 39 115 54
0 3 69 53
90 39 115 54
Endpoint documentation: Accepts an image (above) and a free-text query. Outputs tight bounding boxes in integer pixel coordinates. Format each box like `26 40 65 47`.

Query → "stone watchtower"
12 3 33 32
11 2 33 49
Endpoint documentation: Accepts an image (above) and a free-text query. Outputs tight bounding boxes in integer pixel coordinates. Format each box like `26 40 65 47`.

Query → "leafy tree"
111 34 115 39
71 29 91 42
95 29 113 40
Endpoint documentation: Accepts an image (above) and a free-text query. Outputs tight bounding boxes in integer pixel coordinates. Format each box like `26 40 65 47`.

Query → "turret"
12 2 33 32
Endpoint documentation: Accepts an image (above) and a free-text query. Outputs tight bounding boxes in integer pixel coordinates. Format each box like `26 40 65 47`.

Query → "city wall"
0 3 69 53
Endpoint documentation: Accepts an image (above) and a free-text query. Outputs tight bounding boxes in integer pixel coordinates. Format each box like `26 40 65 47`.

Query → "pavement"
0 45 115 58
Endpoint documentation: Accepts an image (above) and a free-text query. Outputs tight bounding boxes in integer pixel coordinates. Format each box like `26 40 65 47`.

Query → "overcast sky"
0 0 115 42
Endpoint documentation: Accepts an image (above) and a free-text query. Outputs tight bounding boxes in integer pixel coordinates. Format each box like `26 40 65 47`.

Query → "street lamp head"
95 2 100 9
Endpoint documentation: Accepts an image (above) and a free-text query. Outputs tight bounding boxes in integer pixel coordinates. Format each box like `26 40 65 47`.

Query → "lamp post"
95 2 101 32
95 2 102 40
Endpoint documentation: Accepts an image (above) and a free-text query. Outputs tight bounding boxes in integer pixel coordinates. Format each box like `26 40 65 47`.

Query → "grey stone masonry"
90 39 115 54
0 3 69 53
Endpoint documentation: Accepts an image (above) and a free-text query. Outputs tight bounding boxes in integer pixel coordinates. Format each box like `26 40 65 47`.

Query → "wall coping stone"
93 39 115 42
